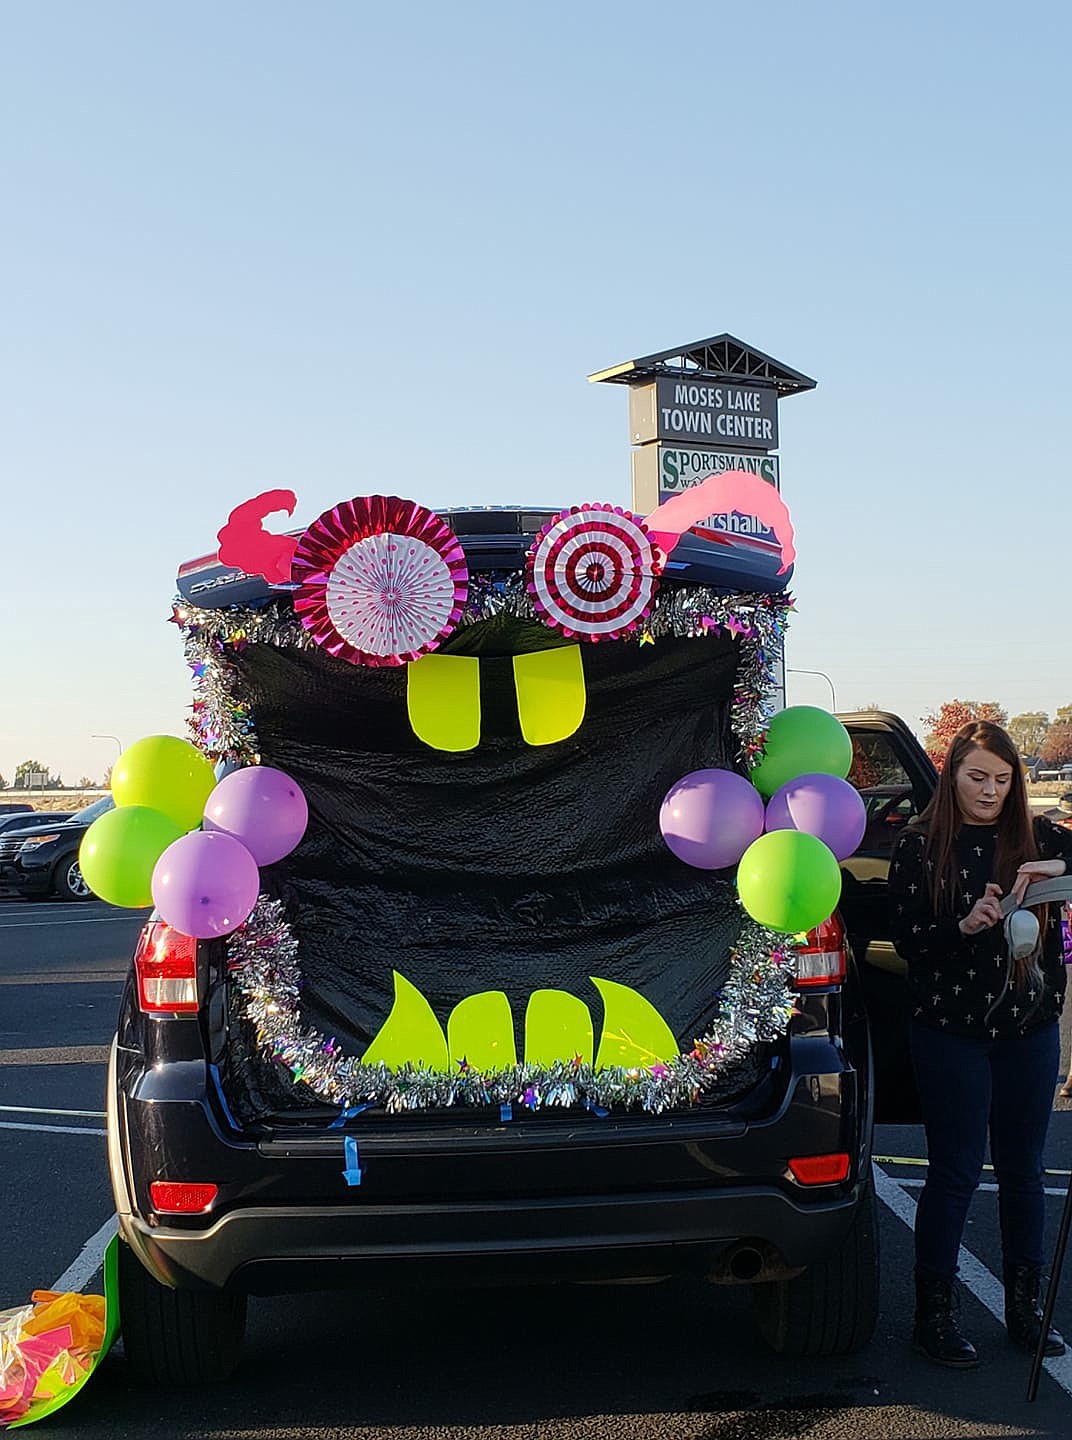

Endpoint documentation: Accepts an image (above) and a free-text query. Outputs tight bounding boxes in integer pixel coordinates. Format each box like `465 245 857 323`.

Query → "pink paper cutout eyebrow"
217 489 300 585
643 469 796 575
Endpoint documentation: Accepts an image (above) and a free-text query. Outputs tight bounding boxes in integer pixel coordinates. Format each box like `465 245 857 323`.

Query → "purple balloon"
764 772 866 861
660 768 765 870
151 831 260 939
203 765 308 866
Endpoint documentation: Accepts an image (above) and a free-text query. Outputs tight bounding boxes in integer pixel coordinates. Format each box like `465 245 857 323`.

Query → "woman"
889 721 1072 1367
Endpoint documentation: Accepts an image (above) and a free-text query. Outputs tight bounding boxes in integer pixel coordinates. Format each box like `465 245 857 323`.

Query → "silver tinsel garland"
228 896 799 1115
176 573 796 1114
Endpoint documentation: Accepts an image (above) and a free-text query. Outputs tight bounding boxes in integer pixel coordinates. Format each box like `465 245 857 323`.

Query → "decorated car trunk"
87 409 896 1384
90 476 861 1126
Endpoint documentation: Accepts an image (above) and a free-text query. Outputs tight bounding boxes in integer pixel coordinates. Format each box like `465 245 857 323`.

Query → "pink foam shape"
644 470 796 574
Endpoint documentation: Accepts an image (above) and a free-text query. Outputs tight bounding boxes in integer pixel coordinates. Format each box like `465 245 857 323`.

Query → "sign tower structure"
589 333 816 707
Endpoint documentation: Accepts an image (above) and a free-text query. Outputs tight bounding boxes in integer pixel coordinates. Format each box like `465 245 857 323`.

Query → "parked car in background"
0 797 114 900
0 811 74 838
0 803 33 816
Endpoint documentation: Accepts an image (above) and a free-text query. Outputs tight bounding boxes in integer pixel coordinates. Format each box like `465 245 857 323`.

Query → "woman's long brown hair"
914 721 1042 983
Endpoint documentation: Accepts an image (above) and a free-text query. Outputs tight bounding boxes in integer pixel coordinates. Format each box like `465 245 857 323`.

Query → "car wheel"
752 1166 879 1356
53 854 92 902
117 1240 247 1385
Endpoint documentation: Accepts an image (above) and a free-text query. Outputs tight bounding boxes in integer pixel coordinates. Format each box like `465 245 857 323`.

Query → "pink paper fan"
291 496 468 667
526 505 659 641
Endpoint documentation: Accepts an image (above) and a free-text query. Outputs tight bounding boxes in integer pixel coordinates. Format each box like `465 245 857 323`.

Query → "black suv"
107 512 936 1385
1 796 113 900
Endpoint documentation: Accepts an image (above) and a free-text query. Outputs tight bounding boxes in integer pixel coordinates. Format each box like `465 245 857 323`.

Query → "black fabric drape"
232 623 745 1096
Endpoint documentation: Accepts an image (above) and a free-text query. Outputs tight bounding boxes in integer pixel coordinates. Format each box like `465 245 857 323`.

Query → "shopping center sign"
631 444 780 513
589 332 815 573
629 376 779 449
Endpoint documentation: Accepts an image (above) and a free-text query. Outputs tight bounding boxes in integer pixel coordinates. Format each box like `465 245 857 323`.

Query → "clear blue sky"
2 2 1069 785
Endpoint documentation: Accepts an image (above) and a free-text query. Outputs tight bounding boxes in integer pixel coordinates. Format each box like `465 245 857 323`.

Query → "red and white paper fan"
526 504 660 641
291 496 468 667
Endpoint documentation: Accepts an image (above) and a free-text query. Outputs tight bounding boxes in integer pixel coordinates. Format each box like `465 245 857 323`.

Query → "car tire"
117 1240 247 1385
53 853 92 902
752 1166 880 1356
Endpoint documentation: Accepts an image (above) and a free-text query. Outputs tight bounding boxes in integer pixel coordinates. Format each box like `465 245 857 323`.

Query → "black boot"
913 1270 978 1367
1004 1263 1066 1357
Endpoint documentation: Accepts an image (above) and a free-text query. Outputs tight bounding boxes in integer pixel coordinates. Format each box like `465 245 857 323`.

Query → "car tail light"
787 1152 851 1186
134 922 199 1013
793 915 847 988
150 1181 218 1214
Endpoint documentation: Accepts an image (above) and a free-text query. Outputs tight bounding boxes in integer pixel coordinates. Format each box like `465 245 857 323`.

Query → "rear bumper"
119 1182 864 1294
108 1013 870 1295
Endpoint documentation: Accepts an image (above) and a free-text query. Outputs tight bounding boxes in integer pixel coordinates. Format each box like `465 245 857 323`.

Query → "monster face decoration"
186 478 803 1114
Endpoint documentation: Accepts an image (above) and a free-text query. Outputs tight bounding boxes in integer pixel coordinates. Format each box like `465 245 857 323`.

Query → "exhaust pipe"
727 1244 764 1281
707 1240 802 1285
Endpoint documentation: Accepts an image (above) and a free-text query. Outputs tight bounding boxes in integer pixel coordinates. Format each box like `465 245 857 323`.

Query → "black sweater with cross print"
888 817 1072 1040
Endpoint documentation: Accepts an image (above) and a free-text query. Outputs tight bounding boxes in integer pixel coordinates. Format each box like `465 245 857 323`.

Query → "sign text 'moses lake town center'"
629 375 779 447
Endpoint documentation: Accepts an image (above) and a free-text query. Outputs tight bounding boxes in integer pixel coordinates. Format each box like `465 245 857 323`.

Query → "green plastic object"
512 646 586 746
9 1232 121 1429
591 978 679 1070
110 735 216 830
360 972 449 1072
78 806 184 908
447 991 517 1071
737 829 843 933
749 706 852 797
524 989 594 1066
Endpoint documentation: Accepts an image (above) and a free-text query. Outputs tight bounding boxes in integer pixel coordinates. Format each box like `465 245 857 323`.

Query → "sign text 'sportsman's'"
629 377 778 449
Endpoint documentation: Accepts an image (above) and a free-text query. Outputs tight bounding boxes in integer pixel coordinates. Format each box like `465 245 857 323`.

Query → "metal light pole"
91 735 123 785
786 668 838 712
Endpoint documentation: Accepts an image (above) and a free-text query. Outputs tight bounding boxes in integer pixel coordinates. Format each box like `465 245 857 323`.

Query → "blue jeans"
909 1019 1060 1280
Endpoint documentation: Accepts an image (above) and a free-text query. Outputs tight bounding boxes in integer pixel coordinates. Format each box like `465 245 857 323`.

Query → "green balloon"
79 806 185 908
737 830 842 934
749 706 852 797
111 735 216 829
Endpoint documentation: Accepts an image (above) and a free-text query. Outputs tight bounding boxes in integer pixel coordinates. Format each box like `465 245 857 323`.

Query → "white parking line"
874 1164 1072 1397
0 1120 107 1135
0 917 138 929
895 1176 1068 1198
49 1214 117 1293
0 1104 106 1118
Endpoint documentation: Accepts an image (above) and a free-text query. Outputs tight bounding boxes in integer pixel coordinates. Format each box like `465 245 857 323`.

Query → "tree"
0 773 6 790
77 775 97 789
921 700 1008 770
1056 704 1072 725
1041 722 1072 767
1008 712 1050 758
14 759 61 788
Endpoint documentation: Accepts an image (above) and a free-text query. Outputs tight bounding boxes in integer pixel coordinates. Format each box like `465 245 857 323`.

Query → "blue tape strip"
208 1065 241 1132
500 1103 513 1123
342 1134 363 1186
585 1101 609 1119
329 1104 372 1129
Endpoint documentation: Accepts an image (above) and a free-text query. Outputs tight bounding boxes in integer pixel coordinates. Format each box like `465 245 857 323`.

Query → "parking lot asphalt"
3 897 1072 1439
